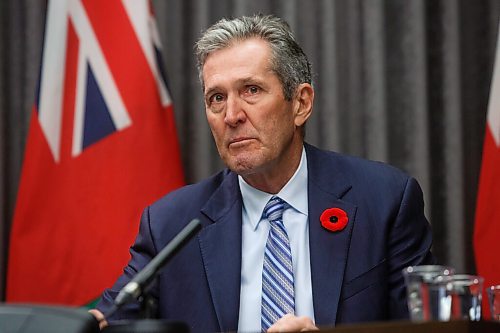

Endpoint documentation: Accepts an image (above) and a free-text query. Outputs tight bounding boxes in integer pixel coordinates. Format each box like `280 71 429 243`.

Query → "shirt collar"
239 147 308 231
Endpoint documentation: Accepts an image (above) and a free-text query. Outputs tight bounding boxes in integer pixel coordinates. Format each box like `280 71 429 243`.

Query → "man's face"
202 38 306 180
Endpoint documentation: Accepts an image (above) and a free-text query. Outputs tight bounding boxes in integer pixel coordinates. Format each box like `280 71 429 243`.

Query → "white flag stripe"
38 0 69 162
69 0 132 136
487 22 500 146
122 0 172 107
39 0 135 160
72 43 88 156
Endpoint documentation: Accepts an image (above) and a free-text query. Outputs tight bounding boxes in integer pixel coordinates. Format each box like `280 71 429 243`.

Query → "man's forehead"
202 44 275 89
203 38 271 67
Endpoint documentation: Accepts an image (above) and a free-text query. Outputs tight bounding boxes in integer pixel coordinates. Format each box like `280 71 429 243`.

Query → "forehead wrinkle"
207 66 276 87
237 75 267 86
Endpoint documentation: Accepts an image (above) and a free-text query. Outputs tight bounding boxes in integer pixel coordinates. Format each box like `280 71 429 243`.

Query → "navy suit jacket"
97 143 434 332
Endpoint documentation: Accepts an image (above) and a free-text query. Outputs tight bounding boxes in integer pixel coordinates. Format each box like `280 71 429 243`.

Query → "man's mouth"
228 137 254 147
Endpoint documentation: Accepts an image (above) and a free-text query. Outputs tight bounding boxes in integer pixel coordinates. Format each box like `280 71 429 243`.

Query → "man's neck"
241 143 304 194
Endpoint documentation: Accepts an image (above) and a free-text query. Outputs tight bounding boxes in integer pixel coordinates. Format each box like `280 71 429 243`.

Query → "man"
92 14 434 332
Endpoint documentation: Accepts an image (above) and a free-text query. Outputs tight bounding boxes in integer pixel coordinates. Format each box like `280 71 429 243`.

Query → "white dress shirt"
237 148 315 332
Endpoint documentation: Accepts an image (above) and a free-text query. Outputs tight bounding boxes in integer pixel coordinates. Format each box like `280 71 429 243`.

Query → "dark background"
1 0 499 300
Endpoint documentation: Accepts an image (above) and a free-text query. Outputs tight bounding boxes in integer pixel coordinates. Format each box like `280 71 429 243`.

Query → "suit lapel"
198 171 242 331
305 144 357 326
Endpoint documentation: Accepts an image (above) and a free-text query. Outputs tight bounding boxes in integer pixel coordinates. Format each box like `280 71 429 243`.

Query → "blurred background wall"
1 0 499 299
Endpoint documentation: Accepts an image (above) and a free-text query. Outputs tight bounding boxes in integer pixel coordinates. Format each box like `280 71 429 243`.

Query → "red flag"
474 23 500 316
7 0 184 305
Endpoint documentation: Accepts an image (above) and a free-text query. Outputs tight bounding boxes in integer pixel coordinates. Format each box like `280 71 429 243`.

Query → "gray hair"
195 14 312 101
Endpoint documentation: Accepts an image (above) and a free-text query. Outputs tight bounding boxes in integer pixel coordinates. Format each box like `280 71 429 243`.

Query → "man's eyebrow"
204 76 268 97
204 87 219 98
238 76 265 85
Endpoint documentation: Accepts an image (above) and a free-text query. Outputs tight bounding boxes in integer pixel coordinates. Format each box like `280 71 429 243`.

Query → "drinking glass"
446 274 483 321
402 265 455 322
487 285 500 321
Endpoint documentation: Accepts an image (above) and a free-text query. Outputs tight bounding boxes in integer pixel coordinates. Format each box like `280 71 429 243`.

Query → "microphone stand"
141 292 157 319
102 219 202 332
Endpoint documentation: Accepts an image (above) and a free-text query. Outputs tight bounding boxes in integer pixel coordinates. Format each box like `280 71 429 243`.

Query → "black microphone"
106 218 202 317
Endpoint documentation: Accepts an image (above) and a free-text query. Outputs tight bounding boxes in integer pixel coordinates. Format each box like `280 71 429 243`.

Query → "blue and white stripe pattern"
261 196 295 331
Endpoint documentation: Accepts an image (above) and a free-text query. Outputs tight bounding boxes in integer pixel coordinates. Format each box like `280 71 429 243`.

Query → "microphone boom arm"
107 218 202 318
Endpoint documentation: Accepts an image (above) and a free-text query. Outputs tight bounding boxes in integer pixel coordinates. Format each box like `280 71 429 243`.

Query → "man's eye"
248 86 259 94
210 94 224 104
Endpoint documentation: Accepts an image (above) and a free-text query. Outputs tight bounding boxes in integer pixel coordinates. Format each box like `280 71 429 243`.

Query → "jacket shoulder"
149 169 231 217
305 143 412 189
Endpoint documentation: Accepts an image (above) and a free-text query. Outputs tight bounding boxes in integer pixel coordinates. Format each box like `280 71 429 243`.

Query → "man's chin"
229 164 257 176
226 158 260 176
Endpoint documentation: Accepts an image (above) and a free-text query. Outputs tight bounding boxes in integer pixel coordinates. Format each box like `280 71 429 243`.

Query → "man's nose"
224 95 246 126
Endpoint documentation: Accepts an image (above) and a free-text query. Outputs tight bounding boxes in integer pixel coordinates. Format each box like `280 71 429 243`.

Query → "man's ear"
293 83 314 127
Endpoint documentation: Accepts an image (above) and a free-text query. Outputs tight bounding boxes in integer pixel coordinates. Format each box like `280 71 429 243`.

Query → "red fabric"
474 125 500 318
6 0 184 305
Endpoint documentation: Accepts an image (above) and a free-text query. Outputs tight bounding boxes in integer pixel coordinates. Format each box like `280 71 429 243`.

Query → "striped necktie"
261 196 295 331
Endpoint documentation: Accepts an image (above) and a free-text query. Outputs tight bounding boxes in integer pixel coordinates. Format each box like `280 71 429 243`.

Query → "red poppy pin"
320 208 349 232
